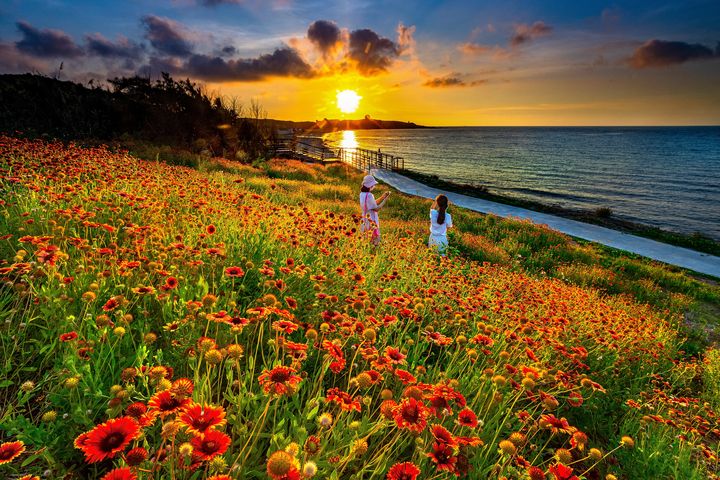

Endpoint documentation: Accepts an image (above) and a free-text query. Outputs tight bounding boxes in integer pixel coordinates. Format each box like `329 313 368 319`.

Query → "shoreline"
397 169 720 257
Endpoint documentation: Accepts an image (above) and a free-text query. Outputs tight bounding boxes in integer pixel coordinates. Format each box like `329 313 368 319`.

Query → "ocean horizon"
323 126 720 240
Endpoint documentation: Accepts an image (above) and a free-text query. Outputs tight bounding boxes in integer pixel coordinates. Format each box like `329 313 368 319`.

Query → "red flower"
148 390 191 418
206 224 216 234
384 347 406 364
272 320 299 334
548 463 579 480
190 430 231 461
387 461 421 480
101 467 137 480
165 276 179 289
431 424 457 446
326 387 362 412
124 447 148 466
457 408 479 428
224 266 244 277
540 415 575 435
393 398 429 433
59 331 78 342
178 403 227 436
568 392 583 407
394 369 416 384
527 466 546 480
78 417 140 463
102 297 120 311
285 297 297 309
19 475 40 480
427 442 457 473
258 366 302 396
0 440 25 465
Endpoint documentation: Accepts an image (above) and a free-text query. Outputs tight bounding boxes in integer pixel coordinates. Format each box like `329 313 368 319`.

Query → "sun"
336 90 361 114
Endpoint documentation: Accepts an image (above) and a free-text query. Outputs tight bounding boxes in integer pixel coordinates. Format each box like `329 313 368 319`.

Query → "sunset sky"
1 0 718 125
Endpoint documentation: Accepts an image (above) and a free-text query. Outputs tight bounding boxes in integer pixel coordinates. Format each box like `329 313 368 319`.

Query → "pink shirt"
360 192 379 230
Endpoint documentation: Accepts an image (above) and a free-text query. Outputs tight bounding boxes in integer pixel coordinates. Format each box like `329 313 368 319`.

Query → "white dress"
360 192 380 233
429 209 452 253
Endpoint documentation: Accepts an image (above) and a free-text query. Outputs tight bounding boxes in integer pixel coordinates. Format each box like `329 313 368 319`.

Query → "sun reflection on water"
340 130 358 151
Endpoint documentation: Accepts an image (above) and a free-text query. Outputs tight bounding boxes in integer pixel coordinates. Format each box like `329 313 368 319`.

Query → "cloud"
348 28 399 75
151 46 315 81
307 20 341 56
141 15 194 57
15 21 83 58
423 74 487 88
628 39 719 68
0 42 49 72
423 76 465 87
396 22 416 56
458 42 492 55
220 45 237 56
85 33 144 60
510 21 553 47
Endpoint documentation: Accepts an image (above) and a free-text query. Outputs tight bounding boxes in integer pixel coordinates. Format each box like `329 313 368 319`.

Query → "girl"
429 194 452 255
360 174 390 245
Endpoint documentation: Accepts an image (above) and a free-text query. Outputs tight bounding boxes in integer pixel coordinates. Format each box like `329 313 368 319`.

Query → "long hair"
433 194 448 225
361 185 371 192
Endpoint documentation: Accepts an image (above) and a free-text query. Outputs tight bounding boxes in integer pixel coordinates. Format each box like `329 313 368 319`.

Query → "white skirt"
428 234 449 253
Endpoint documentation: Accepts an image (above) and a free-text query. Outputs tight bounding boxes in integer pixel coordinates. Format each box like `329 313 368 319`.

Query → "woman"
429 194 452 255
359 174 390 245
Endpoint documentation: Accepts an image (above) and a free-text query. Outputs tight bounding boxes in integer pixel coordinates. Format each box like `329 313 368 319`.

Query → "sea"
323 127 720 240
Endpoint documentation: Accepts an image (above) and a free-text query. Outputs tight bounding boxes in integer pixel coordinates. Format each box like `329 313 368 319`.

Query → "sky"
0 0 719 126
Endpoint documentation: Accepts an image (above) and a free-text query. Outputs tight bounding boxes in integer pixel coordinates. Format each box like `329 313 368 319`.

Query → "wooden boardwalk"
272 137 403 170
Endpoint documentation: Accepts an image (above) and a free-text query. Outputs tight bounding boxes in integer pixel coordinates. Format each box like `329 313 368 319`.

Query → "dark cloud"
629 39 719 68
510 21 553 47
307 20 341 55
85 33 144 60
15 21 83 57
423 76 465 87
151 47 314 81
423 75 487 88
348 28 399 75
141 15 194 57
220 45 237 56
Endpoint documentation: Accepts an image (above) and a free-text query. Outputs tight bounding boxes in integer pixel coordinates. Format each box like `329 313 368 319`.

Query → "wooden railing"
337 146 404 171
271 137 404 171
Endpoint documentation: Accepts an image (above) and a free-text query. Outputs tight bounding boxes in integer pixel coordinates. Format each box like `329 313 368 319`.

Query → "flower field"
1 136 718 479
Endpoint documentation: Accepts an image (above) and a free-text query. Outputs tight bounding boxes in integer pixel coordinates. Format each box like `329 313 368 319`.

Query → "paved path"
372 169 720 278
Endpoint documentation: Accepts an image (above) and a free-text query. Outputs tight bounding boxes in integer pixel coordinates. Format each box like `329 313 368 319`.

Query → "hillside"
0 136 718 479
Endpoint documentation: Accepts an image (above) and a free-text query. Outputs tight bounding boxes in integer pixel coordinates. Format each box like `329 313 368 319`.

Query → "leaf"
305 405 319 421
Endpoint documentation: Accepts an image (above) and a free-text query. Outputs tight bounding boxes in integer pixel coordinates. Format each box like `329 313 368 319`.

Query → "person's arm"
376 191 390 209
447 213 453 228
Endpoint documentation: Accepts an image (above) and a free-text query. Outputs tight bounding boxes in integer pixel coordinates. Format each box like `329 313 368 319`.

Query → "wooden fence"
271 137 404 171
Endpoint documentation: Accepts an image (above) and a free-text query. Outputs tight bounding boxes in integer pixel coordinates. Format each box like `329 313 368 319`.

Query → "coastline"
397 169 720 257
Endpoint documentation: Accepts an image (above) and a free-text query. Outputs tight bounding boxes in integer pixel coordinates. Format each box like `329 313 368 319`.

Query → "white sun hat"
362 174 378 188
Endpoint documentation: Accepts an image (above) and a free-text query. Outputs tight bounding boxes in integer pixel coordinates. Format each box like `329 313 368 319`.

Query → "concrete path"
372 169 720 278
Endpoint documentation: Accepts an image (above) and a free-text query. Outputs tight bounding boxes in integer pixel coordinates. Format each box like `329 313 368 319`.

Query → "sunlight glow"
340 130 358 150
336 90 361 114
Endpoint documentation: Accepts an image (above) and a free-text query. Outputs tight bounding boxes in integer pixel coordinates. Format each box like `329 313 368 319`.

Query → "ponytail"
434 194 448 225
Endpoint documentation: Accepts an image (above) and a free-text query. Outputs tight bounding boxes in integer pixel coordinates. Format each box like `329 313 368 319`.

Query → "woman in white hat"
359 174 390 245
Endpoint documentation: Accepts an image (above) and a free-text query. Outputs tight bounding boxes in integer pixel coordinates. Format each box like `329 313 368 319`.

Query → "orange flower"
190 430 230 462
148 390 191 418
0 440 25 465
224 266 244 277
77 417 140 463
386 462 420 480
393 398 429 433
101 467 137 480
258 366 302 395
178 403 227 436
